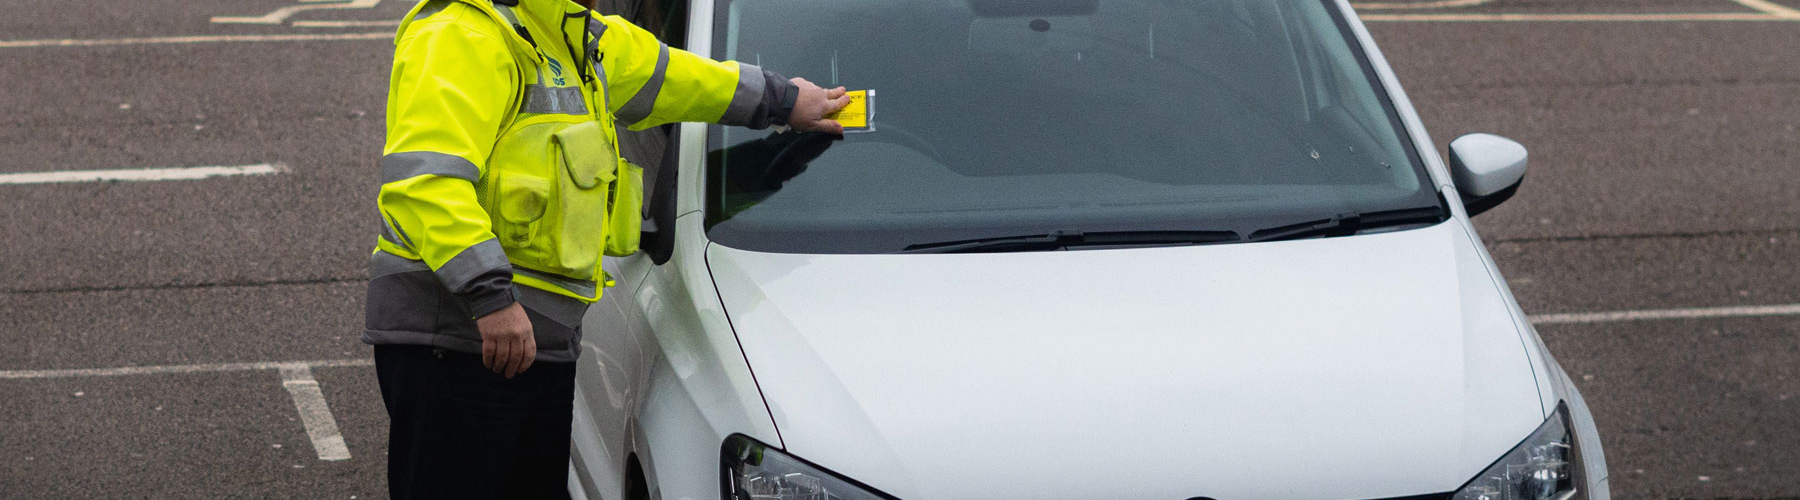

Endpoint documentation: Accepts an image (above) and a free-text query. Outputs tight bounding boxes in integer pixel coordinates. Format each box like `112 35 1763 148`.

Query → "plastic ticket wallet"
825 89 874 133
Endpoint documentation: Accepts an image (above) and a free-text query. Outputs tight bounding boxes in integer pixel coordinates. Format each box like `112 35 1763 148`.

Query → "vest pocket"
484 119 617 284
495 172 550 245
538 120 616 280
604 159 643 257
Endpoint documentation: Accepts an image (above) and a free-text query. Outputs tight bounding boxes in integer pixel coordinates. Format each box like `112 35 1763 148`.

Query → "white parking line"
0 32 392 49
1530 303 1800 325
0 164 287 185
1361 12 1791 21
279 364 353 461
0 358 371 462
1734 0 1800 18
1352 0 1492 10
292 20 402 28
211 0 384 25
0 358 371 380
1362 0 1800 21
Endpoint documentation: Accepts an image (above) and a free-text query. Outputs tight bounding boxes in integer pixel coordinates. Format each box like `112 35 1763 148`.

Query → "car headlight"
721 434 898 500
1452 403 1585 500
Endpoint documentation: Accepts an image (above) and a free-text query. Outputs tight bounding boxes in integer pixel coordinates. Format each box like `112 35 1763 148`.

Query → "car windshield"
704 0 1441 254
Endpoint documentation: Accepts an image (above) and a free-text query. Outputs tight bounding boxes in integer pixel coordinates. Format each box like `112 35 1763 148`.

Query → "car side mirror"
1448 133 1527 217
639 126 681 265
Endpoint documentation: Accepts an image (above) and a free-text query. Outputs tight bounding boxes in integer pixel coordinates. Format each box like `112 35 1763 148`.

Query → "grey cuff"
460 277 519 319
438 240 517 318
739 69 797 130
774 75 799 127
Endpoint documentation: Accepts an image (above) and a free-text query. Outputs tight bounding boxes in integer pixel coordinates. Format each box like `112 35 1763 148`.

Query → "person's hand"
476 302 535 378
787 77 851 135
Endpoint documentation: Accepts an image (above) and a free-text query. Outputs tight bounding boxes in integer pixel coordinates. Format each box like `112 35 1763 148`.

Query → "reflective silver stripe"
493 3 522 27
437 239 511 293
381 151 479 183
523 84 589 115
517 285 590 329
585 18 610 111
370 249 431 280
719 62 769 127
413 0 450 20
584 15 607 43
493 4 589 116
614 43 670 126
513 266 598 298
591 60 610 110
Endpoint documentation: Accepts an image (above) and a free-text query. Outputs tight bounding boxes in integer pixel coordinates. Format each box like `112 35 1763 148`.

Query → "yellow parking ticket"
825 89 874 133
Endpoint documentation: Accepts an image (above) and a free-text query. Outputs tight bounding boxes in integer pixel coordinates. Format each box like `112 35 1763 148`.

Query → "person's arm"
380 16 534 377
588 14 849 133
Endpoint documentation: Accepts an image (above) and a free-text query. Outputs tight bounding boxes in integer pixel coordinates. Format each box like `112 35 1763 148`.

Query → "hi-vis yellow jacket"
366 0 794 360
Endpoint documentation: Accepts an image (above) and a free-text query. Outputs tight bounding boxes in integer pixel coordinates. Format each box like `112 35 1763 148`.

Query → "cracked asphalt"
1 0 1796 498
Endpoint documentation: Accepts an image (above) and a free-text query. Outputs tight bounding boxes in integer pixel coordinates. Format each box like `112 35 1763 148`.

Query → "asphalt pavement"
1 0 1796 498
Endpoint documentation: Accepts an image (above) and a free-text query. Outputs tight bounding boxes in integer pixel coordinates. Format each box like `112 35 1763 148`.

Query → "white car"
572 0 1610 499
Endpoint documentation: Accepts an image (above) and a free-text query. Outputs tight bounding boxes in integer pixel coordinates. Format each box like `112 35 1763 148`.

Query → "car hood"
706 221 1545 500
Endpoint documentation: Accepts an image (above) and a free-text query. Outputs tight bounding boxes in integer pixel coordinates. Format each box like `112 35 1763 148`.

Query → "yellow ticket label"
825 89 873 132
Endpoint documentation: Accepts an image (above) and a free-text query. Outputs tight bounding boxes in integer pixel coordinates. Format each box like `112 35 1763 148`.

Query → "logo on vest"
546 57 567 86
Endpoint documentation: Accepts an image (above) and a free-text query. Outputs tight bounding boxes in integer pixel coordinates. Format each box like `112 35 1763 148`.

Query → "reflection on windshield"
708 131 841 218
706 0 1440 254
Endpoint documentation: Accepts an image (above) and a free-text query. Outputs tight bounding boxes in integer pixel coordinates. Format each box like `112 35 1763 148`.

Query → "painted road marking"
0 358 372 380
292 19 401 28
1529 303 1800 325
1735 0 1800 18
211 0 384 25
0 164 288 185
280 365 353 461
0 358 370 462
1362 12 1793 21
1361 0 1800 22
0 32 392 49
1352 0 1492 9
0 0 1785 48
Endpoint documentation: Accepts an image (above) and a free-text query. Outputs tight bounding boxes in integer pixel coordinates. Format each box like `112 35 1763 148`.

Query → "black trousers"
375 344 577 500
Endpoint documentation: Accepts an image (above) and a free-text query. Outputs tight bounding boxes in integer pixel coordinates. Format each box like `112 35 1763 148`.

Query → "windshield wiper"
1246 205 1447 242
899 229 1241 254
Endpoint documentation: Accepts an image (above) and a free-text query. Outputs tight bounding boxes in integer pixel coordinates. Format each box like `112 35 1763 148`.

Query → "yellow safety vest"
371 0 777 314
